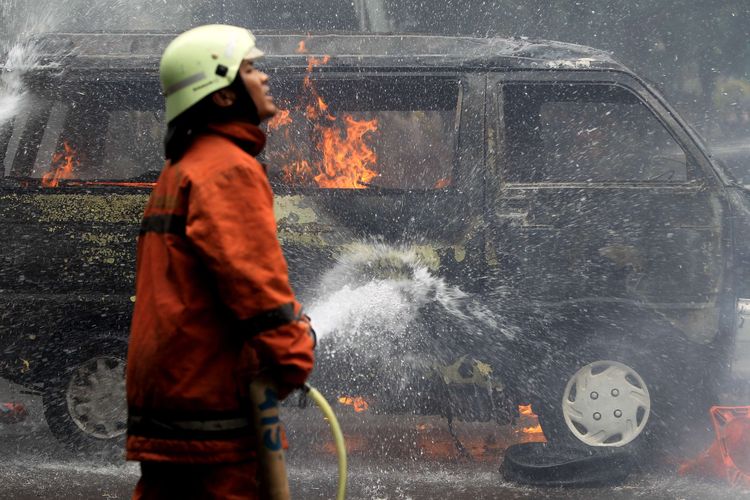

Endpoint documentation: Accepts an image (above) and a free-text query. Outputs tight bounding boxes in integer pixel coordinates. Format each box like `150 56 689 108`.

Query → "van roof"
26 31 625 72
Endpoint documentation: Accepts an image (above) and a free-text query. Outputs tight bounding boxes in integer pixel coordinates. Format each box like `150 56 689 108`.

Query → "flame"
42 142 79 187
296 40 307 54
522 424 543 434
316 116 378 188
338 396 369 412
282 160 314 185
517 404 546 439
267 53 380 189
434 177 451 189
268 109 292 131
518 404 534 417
302 56 333 122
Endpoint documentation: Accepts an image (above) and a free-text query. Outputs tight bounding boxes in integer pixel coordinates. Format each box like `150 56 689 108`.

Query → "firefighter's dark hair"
164 73 259 162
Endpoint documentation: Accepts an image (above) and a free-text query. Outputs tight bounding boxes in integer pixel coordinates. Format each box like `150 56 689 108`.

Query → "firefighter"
126 24 315 499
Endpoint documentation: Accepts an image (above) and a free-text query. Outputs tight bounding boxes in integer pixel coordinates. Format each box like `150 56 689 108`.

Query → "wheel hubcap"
66 356 127 440
562 360 650 447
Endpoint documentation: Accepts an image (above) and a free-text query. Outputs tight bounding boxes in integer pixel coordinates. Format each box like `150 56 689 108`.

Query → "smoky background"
4 0 748 144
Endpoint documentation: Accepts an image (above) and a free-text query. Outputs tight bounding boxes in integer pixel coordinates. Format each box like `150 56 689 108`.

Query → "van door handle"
495 211 530 225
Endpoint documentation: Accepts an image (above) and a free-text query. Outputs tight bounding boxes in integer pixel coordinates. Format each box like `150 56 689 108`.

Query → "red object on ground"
678 406 750 487
0 403 27 424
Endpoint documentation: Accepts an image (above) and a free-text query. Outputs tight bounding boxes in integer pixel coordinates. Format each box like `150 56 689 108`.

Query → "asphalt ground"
0 380 748 499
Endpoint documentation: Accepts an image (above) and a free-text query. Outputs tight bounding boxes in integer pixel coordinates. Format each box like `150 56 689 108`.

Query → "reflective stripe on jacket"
126 121 315 464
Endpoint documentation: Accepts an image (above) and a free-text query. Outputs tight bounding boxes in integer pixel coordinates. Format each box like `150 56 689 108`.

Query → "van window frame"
260 69 467 195
490 70 716 190
2 71 163 188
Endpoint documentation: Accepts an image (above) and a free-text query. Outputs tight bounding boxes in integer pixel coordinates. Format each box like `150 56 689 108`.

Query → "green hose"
305 384 347 500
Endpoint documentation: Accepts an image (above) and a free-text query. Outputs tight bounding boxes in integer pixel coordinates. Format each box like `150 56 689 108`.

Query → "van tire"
43 336 127 457
532 338 713 460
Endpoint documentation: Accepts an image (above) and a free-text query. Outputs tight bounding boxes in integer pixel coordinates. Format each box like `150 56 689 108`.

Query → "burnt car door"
486 71 731 447
261 64 489 413
486 71 732 379
261 68 481 295
488 72 727 344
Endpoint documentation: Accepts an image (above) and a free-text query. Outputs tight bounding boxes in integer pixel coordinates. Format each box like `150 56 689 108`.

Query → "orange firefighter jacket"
126 121 315 464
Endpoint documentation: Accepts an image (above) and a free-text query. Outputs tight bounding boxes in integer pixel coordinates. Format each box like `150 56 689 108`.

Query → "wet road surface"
2 452 749 499
0 380 747 499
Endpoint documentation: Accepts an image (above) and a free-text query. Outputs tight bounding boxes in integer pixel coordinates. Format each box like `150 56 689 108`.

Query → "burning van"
0 32 747 457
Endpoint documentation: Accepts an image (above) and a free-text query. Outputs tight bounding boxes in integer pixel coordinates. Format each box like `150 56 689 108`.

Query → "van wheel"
43 337 127 456
558 360 650 447
533 340 712 459
534 355 653 455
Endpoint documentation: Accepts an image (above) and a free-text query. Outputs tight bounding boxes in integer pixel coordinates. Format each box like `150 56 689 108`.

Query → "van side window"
264 76 460 190
5 80 163 184
502 84 688 183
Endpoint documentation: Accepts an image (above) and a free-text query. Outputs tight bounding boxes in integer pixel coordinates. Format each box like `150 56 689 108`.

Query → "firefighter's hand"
276 372 305 400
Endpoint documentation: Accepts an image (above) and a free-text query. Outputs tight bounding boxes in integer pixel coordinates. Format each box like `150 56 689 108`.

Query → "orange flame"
517 404 545 438
338 396 369 412
434 178 451 189
316 116 378 188
522 424 544 434
282 160 314 185
42 142 79 187
518 404 534 417
302 56 334 122
267 53 379 188
268 109 292 131
296 40 307 54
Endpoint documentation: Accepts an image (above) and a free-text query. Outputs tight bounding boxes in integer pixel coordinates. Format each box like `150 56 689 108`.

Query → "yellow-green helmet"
160 24 264 123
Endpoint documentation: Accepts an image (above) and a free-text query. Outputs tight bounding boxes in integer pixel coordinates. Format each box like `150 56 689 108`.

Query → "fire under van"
1 32 748 457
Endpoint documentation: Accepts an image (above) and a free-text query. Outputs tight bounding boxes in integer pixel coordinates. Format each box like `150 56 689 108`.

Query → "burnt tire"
43 336 127 456
501 442 634 486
